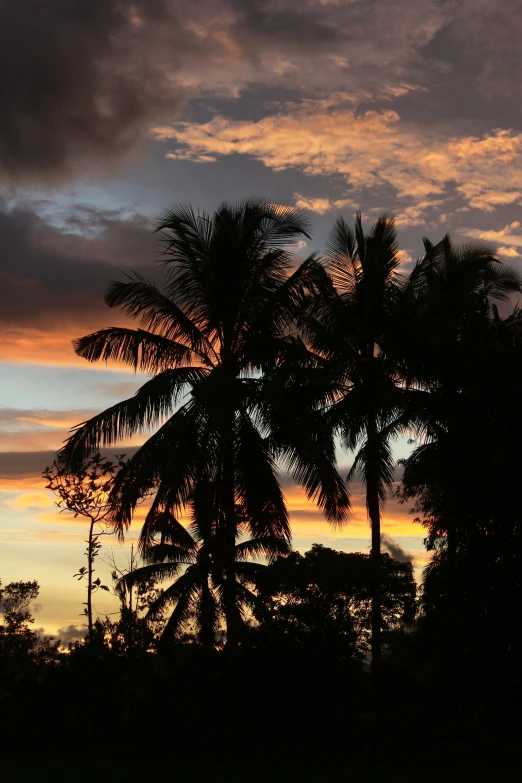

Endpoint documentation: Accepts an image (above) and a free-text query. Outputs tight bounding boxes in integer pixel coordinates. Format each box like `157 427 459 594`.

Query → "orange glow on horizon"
2 472 423 545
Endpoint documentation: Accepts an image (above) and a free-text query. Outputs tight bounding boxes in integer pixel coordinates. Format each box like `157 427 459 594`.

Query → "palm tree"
398 236 522 652
119 479 290 650
59 198 349 652
303 218 522 682
402 234 522 395
301 213 418 685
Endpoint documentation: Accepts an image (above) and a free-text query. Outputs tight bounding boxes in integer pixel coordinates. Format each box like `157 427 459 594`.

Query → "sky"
1 0 521 637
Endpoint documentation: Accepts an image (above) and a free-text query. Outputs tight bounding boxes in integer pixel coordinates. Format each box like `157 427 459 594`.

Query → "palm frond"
234 410 291 541
326 215 359 292
58 368 206 470
139 505 197 553
235 536 290 563
108 401 213 532
74 327 194 373
150 567 202 638
238 253 327 362
234 580 260 618
105 275 218 364
118 560 189 593
348 430 395 511
236 197 312 248
280 421 350 525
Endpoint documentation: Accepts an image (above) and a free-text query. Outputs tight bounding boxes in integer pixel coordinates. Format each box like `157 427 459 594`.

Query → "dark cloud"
230 0 445 73
4 0 515 186
0 200 159 330
224 0 522 115
386 0 522 131
380 533 413 564
0 448 140 479
52 624 86 646
0 451 57 479
450 0 522 101
0 0 189 184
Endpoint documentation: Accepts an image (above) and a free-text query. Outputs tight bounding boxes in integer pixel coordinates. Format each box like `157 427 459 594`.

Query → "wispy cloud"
459 221 522 256
293 193 357 215
153 105 522 225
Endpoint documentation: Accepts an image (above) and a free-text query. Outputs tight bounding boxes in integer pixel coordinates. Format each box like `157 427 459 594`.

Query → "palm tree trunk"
223 415 239 653
199 577 215 652
221 408 241 739
366 417 382 691
445 521 457 662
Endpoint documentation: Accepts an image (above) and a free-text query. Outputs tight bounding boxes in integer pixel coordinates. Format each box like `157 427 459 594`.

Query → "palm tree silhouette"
59 199 349 651
303 220 522 683
399 234 522 652
403 234 522 394
119 478 290 650
302 213 412 685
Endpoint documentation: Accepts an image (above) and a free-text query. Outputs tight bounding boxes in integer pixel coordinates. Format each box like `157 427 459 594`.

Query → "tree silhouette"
254 544 416 659
302 213 413 686
0 580 58 686
398 235 522 653
44 453 129 635
58 199 349 652
120 478 289 650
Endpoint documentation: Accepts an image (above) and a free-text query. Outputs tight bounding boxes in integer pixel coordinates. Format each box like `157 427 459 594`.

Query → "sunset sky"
1 0 520 637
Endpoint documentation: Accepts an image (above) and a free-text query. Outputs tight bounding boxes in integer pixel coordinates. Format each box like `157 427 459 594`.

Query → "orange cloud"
0 326 143 369
1 328 87 367
0 476 49 492
7 492 54 511
460 221 522 255
294 193 357 215
4 528 85 544
0 420 150 454
16 413 91 429
279 482 422 540
153 105 522 223
0 429 75 453
3 469 421 539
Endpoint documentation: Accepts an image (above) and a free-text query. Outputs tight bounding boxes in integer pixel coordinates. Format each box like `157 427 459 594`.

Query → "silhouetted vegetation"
251 544 416 659
2 203 522 779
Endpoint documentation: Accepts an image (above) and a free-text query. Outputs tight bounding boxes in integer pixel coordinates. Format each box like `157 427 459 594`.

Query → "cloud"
467 191 522 212
380 533 413 563
294 193 357 215
0 200 163 363
0 0 450 185
0 1 188 184
0 328 147 368
53 624 87 646
0 409 101 431
2 0 522 187
395 249 414 269
0 448 140 480
448 0 522 101
0 423 149 455
0 452 58 480
0 430 80 454
154 103 522 224
459 222 522 256
0 409 113 455
497 246 521 258
6 493 54 512
394 200 445 228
